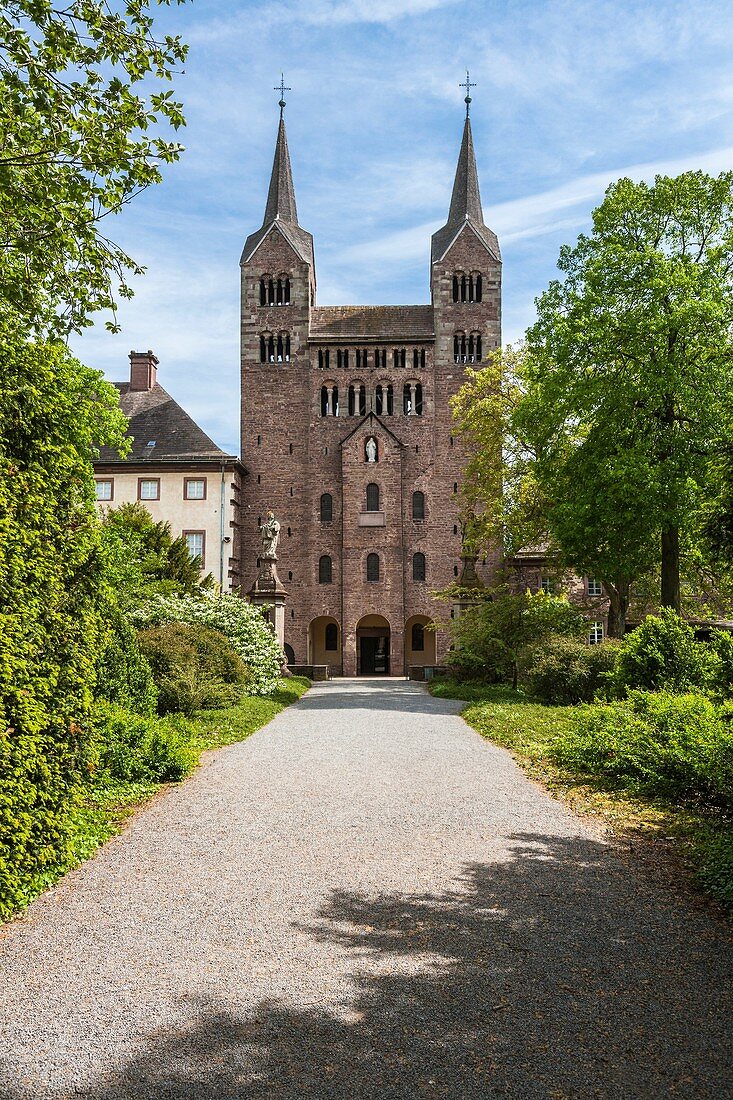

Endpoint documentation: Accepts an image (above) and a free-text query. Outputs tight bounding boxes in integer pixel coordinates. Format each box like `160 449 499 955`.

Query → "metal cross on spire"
274 73 291 119
460 70 476 117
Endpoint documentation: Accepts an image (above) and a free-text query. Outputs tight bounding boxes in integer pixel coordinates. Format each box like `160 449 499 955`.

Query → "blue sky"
72 0 733 455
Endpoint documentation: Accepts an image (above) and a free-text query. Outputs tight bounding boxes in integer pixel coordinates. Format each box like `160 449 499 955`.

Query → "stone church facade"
240 107 502 675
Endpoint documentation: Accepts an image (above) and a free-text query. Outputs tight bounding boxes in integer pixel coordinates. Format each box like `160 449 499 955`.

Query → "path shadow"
5 833 729 1099
295 682 463 717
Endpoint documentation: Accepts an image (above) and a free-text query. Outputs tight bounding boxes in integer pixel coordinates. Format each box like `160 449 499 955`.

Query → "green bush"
137 622 251 716
92 703 196 783
95 609 157 716
0 335 128 921
132 593 284 695
709 629 733 698
552 690 733 805
613 609 714 695
520 636 619 704
445 590 585 684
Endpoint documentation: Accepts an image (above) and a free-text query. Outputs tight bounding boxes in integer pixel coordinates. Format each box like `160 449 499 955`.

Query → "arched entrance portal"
308 616 340 670
356 615 390 675
404 615 436 672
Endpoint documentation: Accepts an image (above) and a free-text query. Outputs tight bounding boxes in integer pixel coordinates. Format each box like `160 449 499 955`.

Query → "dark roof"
240 117 314 268
431 117 501 264
97 383 236 464
309 305 434 341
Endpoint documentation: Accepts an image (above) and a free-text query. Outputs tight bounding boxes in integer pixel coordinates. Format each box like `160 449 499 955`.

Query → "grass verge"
431 677 732 917
18 677 310 917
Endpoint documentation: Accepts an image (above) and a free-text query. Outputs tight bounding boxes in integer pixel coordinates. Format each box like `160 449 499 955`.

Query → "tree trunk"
605 580 630 638
661 525 681 611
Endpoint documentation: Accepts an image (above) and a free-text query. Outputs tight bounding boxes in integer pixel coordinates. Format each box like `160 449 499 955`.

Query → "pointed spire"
446 116 483 228
430 91 500 265
263 117 299 226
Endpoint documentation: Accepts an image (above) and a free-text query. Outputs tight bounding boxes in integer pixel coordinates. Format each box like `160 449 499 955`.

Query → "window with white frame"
184 478 206 500
588 620 604 645
95 479 113 501
138 478 160 501
184 531 205 565
540 577 553 594
587 578 602 597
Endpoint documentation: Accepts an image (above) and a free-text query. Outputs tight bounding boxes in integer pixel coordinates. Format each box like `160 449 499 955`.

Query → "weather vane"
274 73 291 119
460 70 476 117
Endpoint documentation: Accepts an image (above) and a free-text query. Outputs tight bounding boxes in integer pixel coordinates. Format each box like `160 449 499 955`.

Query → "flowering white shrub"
132 594 283 696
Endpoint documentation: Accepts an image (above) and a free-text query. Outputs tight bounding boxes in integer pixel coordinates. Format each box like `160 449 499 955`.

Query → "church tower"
240 87 501 676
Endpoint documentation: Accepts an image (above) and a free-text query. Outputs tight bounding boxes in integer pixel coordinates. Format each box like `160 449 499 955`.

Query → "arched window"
411 622 425 651
348 384 356 416
475 273 482 301
375 384 383 415
366 553 380 582
412 553 426 582
284 278 291 305
415 383 423 415
453 334 460 363
460 274 467 302
452 275 459 302
320 493 333 522
276 278 283 306
276 333 284 362
325 623 338 651
267 335 275 362
321 386 328 417
412 491 425 521
366 483 380 512
318 555 332 584
259 335 266 363
386 384 394 415
268 278 275 305
259 279 267 306
285 334 291 361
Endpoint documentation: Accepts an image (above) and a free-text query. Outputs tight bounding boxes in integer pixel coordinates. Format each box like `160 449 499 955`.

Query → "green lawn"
23 677 311 914
431 677 733 916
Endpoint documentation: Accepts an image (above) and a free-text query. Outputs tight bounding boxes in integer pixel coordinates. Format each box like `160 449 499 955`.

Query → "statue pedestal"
453 554 486 618
248 555 288 647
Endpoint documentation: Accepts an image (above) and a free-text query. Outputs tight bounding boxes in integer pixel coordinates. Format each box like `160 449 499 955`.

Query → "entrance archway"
404 614 436 672
308 616 340 669
356 614 390 675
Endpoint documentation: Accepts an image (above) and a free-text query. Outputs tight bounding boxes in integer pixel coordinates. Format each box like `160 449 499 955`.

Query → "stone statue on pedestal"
365 436 377 463
259 511 280 558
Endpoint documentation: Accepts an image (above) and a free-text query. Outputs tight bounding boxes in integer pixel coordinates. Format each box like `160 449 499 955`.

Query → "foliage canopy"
0 0 187 335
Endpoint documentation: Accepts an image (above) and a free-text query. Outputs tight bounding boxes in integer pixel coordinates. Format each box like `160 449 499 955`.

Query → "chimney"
129 349 159 392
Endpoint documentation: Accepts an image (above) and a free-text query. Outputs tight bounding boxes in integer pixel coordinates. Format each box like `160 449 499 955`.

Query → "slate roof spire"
240 87 314 269
446 115 484 229
263 116 299 226
430 89 500 265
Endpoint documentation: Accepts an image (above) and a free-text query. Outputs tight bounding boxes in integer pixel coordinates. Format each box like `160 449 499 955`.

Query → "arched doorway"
404 614 436 672
356 614 390 675
308 616 340 669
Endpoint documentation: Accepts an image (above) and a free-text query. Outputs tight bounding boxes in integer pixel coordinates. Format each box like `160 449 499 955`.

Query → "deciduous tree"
521 171 733 618
0 0 187 336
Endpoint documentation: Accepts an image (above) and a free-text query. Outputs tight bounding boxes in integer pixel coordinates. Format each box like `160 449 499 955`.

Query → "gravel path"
0 678 731 1099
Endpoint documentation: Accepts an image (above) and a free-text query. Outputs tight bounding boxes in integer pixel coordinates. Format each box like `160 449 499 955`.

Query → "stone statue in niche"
365 436 378 463
259 511 280 558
